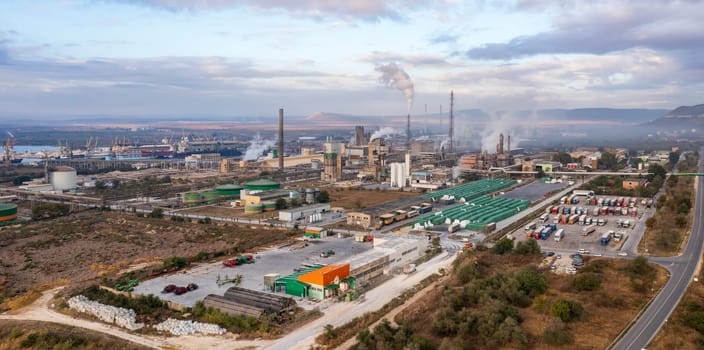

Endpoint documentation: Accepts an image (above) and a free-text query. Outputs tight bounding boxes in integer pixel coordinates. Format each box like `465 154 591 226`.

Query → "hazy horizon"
1 1 703 118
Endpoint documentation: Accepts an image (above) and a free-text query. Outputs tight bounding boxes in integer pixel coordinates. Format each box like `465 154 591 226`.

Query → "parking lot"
500 180 569 202
132 236 373 308
510 195 656 259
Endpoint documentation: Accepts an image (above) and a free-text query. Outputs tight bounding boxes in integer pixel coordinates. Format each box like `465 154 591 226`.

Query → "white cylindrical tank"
50 166 77 191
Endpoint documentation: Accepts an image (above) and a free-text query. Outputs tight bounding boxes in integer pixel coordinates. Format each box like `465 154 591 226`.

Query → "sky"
0 0 703 118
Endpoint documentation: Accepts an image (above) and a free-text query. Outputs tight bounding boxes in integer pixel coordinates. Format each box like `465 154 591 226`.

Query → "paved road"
612 151 704 350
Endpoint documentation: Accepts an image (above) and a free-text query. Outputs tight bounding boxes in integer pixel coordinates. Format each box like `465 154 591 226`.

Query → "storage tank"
49 166 77 191
215 184 242 199
243 179 280 191
262 201 277 211
183 192 203 206
0 203 18 221
305 188 315 204
245 204 263 214
202 191 219 204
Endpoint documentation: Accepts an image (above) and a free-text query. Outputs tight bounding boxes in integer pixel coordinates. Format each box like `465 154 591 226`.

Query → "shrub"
551 299 584 322
573 272 602 291
148 208 164 218
492 237 514 255
514 239 541 255
542 319 574 345
515 266 548 297
163 256 188 269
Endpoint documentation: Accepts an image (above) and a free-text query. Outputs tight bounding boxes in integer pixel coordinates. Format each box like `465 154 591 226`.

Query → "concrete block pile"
67 295 144 331
154 318 227 336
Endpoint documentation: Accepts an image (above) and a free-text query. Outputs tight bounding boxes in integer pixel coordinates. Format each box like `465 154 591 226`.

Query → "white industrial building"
278 203 331 222
341 235 428 283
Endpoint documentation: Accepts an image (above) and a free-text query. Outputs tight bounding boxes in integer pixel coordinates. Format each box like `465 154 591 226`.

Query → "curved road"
612 152 704 350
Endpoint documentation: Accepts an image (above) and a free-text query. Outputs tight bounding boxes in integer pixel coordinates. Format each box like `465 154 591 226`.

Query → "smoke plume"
370 127 402 141
243 132 276 161
375 63 414 113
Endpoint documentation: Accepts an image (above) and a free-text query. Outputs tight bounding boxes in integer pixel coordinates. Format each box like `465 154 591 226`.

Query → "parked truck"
592 207 600 216
419 203 433 214
554 229 565 242
581 224 596 236
600 231 613 245
613 231 624 243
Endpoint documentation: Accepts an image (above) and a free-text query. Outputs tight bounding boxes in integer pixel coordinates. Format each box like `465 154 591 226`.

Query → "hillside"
648 104 704 128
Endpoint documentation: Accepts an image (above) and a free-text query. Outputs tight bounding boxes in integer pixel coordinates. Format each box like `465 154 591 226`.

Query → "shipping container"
631 208 638 217
582 224 596 236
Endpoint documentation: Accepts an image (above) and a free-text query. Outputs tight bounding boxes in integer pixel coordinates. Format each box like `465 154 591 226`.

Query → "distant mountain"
648 104 704 128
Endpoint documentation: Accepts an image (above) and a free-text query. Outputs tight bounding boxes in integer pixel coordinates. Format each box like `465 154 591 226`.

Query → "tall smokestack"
449 91 454 154
507 135 511 154
499 133 504 154
406 113 411 150
278 108 284 171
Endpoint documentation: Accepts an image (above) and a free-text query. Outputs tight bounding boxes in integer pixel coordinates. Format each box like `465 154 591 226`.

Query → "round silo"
49 166 77 191
305 188 315 204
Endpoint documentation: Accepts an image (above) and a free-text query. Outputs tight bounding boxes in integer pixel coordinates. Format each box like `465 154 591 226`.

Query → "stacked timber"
202 294 264 319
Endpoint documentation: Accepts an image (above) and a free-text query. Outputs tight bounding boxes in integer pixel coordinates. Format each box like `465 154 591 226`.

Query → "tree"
552 152 573 165
648 164 667 181
550 299 584 322
514 239 541 255
289 198 299 207
163 256 187 269
669 151 681 166
12 175 32 186
316 190 330 203
535 168 546 179
599 152 618 170
148 208 164 218
492 237 514 255
515 267 548 297
275 198 287 210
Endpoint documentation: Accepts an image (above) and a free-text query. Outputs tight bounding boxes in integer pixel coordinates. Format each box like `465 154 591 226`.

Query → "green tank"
202 192 219 204
245 204 263 214
215 184 243 199
262 201 277 211
243 179 280 191
0 203 17 221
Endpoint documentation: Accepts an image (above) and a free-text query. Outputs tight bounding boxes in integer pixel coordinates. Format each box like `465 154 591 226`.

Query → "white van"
525 222 537 231
539 214 548 222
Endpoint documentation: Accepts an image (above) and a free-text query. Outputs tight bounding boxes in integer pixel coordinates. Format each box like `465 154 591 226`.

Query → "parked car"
162 284 177 293
618 252 628 257
187 283 199 291
174 287 188 295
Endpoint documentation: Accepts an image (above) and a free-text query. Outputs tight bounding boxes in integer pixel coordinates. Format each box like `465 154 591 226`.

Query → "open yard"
327 188 419 210
0 210 300 306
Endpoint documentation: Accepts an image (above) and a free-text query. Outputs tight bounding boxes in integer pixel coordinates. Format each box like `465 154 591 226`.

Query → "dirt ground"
0 210 298 303
327 188 418 210
394 254 668 349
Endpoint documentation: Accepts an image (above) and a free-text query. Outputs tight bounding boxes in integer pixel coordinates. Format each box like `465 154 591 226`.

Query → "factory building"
274 264 354 300
322 139 344 183
346 211 375 228
278 203 331 222
341 236 428 284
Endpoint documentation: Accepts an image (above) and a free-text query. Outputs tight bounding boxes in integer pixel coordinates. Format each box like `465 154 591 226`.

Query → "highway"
612 152 704 350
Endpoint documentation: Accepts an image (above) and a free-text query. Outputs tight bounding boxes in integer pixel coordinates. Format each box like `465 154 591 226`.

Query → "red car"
162 284 177 293
174 287 188 295
223 259 239 267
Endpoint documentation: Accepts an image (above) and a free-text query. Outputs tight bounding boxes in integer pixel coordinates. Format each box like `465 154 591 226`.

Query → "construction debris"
67 295 144 330
154 318 226 336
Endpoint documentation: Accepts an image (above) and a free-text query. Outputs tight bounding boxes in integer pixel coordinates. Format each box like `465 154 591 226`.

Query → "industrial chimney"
507 135 511 154
499 133 504 154
278 108 284 171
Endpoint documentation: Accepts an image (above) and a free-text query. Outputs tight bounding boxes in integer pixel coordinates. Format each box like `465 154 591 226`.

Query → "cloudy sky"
0 0 702 118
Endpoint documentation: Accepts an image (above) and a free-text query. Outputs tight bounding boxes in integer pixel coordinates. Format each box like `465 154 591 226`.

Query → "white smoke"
480 112 519 153
375 63 414 113
370 127 402 141
243 133 276 161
